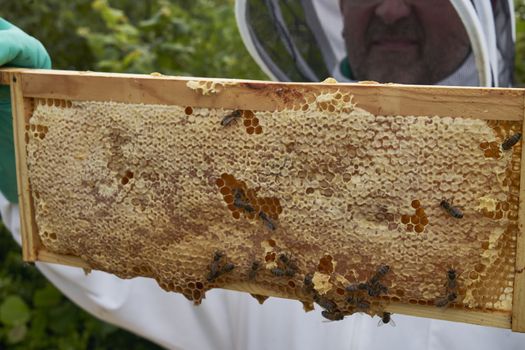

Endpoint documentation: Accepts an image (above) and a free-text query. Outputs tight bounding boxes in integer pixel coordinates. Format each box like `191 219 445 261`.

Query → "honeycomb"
24 88 520 319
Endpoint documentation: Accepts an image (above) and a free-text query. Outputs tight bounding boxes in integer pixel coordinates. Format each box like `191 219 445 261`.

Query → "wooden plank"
9 74 40 261
0 68 523 121
224 283 510 329
386 303 511 329
512 95 525 332
38 250 91 269
0 70 11 85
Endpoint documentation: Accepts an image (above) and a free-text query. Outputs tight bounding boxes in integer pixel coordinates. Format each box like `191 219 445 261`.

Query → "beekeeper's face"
340 0 471 84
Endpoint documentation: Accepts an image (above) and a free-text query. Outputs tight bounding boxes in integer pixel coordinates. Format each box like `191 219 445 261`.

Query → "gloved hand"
0 18 51 203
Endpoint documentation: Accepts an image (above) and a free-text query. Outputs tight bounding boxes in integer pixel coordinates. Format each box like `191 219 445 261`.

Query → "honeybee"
370 264 390 285
440 199 463 219
356 299 370 310
346 296 370 310
259 211 277 231
221 262 235 273
303 273 315 293
435 292 457 308
322 310 345 321
207 251 225 281
285 268 296 277
304 273 313 287
233 188 255 213
207 265 220 282
345 282 368 293
367 282 388 297
445 268 458 291
271 267 295 277
271 267 286 276
280 253 297 268
345 284 359 292
221 109 243 126
207 251 234 281
248 261 261 280
213 251 225 261
377 312 396 327
279 253 291 265
502 132 522 150
278 253 297 276
314 295 337 312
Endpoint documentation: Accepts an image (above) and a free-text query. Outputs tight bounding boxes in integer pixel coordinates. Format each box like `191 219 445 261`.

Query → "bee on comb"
221 109 243 126
501 133 522 151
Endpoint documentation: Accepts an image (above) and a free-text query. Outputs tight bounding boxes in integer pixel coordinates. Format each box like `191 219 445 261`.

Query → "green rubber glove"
0 18 51 203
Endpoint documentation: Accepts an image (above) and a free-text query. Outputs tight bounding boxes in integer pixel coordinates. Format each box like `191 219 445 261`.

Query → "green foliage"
75 0 266 78
0 0 266 79
515 0 525 86
0 222 162 349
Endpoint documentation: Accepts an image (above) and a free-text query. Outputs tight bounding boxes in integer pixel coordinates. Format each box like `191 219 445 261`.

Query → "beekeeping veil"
235 0 515 87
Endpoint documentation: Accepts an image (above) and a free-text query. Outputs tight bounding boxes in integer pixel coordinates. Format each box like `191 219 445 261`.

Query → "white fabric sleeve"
2 192 525 350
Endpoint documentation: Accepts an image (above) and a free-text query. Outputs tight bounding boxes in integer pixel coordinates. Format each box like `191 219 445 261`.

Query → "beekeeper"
1 1 524 349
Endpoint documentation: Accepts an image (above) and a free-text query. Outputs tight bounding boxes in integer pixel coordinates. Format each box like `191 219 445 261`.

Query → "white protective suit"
2 0 525 349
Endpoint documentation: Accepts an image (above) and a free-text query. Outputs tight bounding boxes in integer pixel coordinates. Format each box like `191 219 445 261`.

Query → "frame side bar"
10 73 40 261
511 94 525 332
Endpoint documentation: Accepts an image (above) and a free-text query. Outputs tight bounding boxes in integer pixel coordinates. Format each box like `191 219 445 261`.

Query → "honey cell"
193 290 201 300
244 110 254 119
265 252 276 262
318 255 334 274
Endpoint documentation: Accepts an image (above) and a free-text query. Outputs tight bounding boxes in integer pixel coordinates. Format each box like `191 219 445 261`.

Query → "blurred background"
1 0 525 348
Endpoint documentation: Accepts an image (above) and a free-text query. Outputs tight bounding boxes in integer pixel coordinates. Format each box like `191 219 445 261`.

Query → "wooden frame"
1 68 524 332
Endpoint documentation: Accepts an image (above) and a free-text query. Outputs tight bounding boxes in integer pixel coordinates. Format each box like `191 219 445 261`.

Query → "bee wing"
377 318 385 327
389 318 396 327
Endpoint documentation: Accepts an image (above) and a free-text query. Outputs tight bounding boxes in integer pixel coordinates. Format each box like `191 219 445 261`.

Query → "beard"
345 15 436 84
